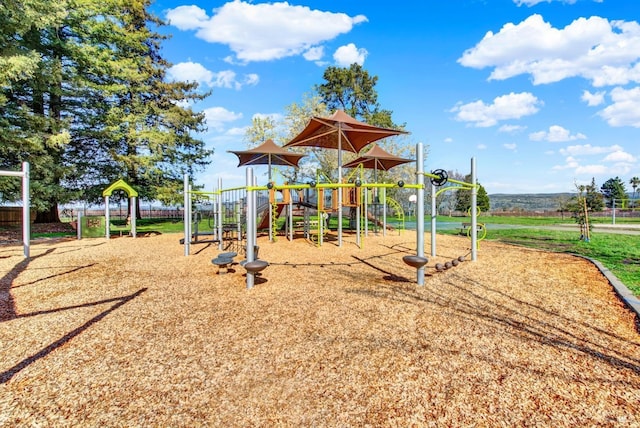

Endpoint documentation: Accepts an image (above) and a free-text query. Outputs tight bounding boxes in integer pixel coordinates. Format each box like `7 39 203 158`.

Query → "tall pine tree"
1 0 212 220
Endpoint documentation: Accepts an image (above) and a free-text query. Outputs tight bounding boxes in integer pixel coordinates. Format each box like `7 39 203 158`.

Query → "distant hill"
489 193 574 212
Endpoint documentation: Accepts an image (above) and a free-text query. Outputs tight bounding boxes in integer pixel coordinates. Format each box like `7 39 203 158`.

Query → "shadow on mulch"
0 288 147 384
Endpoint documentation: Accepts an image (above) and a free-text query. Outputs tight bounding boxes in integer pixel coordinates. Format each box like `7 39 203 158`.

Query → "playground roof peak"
102 179 138 197
228 139 305 168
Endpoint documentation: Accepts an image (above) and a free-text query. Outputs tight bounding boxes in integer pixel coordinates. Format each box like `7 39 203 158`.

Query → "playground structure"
102 179 138 239
181 167 408 252
0 162 30 258
182 143 480 289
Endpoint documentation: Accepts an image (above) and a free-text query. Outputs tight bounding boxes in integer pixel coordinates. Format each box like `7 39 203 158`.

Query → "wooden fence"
0 207 36 225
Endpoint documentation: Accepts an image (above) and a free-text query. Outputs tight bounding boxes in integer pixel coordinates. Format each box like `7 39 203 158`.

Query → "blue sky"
150 0 639 194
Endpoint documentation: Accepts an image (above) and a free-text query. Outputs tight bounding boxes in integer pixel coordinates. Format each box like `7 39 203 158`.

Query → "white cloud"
212 70 239 88
498 124 526 133
514 0 579 5
575 164 610 175
458 14 640 87
165 2 367 63
529 125 586 142
226 127 247 136
303 46 324 61
333 43 368 66
167 62 214 86
553 144 636 176
598 86 640 127
203 107 243 131
559 144 623 156
581 90 606 107
603 150 637 163
503 143 517 151
252 112 284 122
552 155 579 170
444 137 453 143
477 144 487 150
451 92 541 127
165 5 210 30
167 62 259 90
244 74 260 86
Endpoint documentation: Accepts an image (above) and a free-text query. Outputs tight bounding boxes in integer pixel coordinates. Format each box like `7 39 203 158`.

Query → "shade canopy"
229 139 305 168
283 110 407 153
229 139 305 180
283 110 408 247
342 143 413 172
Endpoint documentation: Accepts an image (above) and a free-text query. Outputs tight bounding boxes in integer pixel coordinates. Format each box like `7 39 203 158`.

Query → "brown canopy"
228 139 305 180
284 110 408 246
342 143 413 172
284 110 407 153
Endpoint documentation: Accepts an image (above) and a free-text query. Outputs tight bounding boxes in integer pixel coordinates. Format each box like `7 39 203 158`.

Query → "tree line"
560 176 640 214
1 0 211 222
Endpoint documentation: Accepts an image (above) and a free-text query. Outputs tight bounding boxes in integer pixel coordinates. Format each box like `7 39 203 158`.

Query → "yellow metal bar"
344 163 363 181
448 178 477 187
423 172 477 188
360 183 400 189
434 185 472 198
220 185 250 192
189 190 217 196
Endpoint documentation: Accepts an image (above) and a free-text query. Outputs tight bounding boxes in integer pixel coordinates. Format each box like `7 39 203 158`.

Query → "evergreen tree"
315 63 404 129
454 174 490 214
1 0 211 220
600 177 628 208
585 178 604 211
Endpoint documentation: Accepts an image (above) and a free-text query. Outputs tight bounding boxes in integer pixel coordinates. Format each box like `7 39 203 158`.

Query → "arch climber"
102 179 138 238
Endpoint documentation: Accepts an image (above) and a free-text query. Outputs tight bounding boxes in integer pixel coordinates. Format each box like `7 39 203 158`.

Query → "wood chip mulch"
1 231 639 426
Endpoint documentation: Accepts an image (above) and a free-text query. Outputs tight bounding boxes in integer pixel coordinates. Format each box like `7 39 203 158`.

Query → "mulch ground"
0 230 639 426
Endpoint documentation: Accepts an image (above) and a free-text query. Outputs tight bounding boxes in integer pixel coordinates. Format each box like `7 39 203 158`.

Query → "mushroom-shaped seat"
402 255 428 269
244 260 269 274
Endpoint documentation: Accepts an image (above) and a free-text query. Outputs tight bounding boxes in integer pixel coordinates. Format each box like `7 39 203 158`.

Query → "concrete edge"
574 254 640 327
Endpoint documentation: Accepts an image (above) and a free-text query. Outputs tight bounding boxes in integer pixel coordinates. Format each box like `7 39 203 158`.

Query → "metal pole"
337 123 343 247
0 163 30 257
130 196 137 238
217 177 223 251
356 202 361 248
288 195 293 241
22 162 30 258
471 157 478 261
364 187 368 237
416 143 425 286
77 212 82 240
246 168 256 289
382 187 387 237
183 173 190 256
612 199 616 224
431 182 437 257
105 196 110 239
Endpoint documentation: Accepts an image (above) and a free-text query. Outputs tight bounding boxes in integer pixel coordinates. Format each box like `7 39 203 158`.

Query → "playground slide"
366 210 395 231
257 203 285 230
